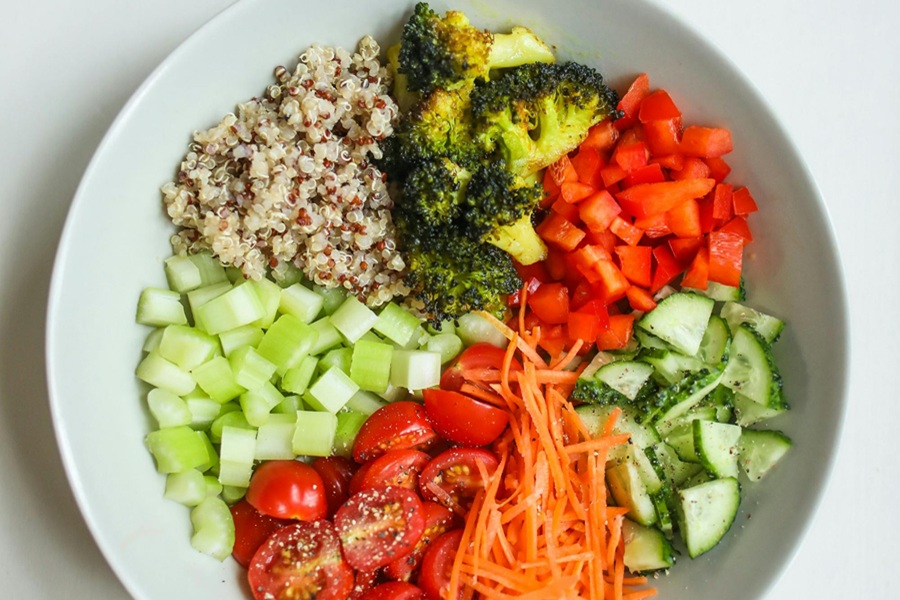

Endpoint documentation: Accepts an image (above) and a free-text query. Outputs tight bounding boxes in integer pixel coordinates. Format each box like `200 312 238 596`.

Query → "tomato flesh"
352 402 437 463
439 343 514 392
248 520 354 600
246 460 328 521
357 581 427 600
354 449 431 492
422 389 509 447
419 448 500 510
418 529 464 600
384 501 457 582
229 500 291 568
335 486 425 571
311 456 357 518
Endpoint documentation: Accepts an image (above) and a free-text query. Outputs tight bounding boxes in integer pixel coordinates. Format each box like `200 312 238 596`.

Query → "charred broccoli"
401 157 472 228
399 2 555 94
472 61 620 175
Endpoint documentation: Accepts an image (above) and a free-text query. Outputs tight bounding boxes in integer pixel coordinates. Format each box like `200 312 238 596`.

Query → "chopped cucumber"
637 293 715 356
594 361 655 401
721 301 784 343
697 315 730 365
692 420 742 479
622 518 676 573
576 404 660 449
721 324 784 407
456 312 508 348
677 478 741 558
737 429 792 481
607 460 657 526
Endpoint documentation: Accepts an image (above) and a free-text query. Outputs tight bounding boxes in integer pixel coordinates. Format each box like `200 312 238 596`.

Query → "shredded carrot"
448 308 657 600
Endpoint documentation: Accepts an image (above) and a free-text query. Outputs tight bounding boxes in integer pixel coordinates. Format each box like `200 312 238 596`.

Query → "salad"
134 4 791 599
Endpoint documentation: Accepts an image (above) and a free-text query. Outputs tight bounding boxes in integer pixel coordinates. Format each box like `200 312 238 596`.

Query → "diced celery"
426 333 463 364
165 468 207 506
240 382 285 427
330 296 379 343
142 327 165 353
146 426 210 473
246 278 281 329
280 283 325 323
313 285 347 315
147 388 192 428
378 383 409 403
333 410 368 458
345 390 386 416
137 287 188 327
228 346 277 391
257 314 318 375
350 339 393 393
272 262 306 287
390 350 442 390
281 356 318 395
320 347 353 375
273 394 304 414
256 414 298 460
164 255 203 293
224 265 243 283
192 356 246 404
402 328 430 350
209 410 252 444
309 318 343 356
219 426 257 487
158 325 220 371
190 497 235 561
292 410 338 456
194 283 266 335
357 330 385 345
187 282 231 330
373 303 422 346
305 367 359 413
204 475 224 498
188 252 229 287
222 485 247 504
218 325 264 356
185 394 222 431
195 431 219 473
136 351 196 396
456 312 507 348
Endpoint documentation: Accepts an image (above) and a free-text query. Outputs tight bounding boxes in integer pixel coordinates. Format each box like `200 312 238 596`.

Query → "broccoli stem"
484 214 548 265
488 27 556 70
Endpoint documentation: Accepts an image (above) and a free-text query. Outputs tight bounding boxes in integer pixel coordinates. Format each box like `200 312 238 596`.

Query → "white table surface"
1 0 896 598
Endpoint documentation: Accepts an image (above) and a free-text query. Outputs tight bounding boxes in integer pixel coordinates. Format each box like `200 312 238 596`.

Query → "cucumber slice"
683 281 745 302
642 350 706 385
594 361 655 401
622 518 676 573
677 478 741 558
732 392 787 427
693 420 742 479
721 325 784 407
576 404 660 450
737 429 792 481
721 301 784 343
607 460 657 526
646 442 703 489
637 293 715 356
697 315 730 365
652 369 723 434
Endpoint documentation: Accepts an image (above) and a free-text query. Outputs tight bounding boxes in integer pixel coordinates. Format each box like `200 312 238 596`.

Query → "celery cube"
292 411 338 456
330 296 379 343
246 277 281 329
142 327 165 353
239 382 285 427
188 252 229 287
256 414 298 460
280 283 325 323
218 325 264 356
390 350 442 390
313 285 347 315
194 283 266 335
192 356 245 404
345 390 386 416
137 287 187 327
187 282 231 330
204 475 223 498
165 469 207 506
309 318 343 356
257 314 318 375
136 351 196 396
305 367 359 413
374 303 422 346
190 496 235 561
333 410 369 458
273 395 304 414
426 333 463 364
147 388 192 428
350 339 393 393
164 255 203 293
186 394 223 431
219 426 257 465
281 356 318 395
229 345 277 391
146 426 210 473
159 325 220 371
320 347 353 375
210 410 252 444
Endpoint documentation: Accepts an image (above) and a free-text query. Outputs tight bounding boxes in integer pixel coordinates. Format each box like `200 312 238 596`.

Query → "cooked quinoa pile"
161 36 409 306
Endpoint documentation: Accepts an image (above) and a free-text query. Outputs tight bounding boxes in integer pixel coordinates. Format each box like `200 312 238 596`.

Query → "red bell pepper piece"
651 244 683 293
578 190 621 232
680 126 733 158
581 118 619 152
668 236 704 263
550 196 581 224
600 164 628 188
543 247 569 282
597 314 635 350
594 259 630 303
633 212 671 238
570 148 605 188
638 90 682 122
642 119 682 157
536 212 585 252
548 155 578 187
609 215 644 246
560 181 595 204
717 216 753 245
568 245 611 284
616 73 651 127
666 198 702 238
732 187 759 215
670 157 711 181
712 183 734 223
704 157 732 182
506 276 543 307
527 282 570 325
652 153 685 171
537 324 567 357
708 231 744 287
625 285 658 312
616 178 716 219
513 260 550 284
615 245 653 288
583 227 618 254
681 246 710 290
613 141 649 173
622 163 666 187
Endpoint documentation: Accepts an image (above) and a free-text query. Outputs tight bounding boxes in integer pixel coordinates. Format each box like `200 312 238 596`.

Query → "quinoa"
161 36 409 306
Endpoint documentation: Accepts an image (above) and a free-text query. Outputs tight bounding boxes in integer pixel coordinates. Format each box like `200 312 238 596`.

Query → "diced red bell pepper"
680 126 734 158
633 212 671 239
581 119 619 153
583 227 618 254
537 323 567 357
613 141 649 173
615 245 652 288
708 231 744 287
717 216 753 245
568 244 612 284
732 187 759 215
570 148 605 188
543 167 562 197
681 246 709 290
527 282 570 325
643 119 682 156
616 178 716 219
638 90 682 122
600 164 628 188
625 285 657 312
666 198 702 238
551 196 581 224
651 244 683 293
712 183 734 223
596 314 635 350
513 261 550 284
569 281 603 312
594 260 630 303
506 276 543 307
544 247 569 282
609 215 644 246
652 153 685 171
548 155 578 188
704 157 732 182
697 194 716 234
670 157 711 181
578 190 621 232
560 181 596 204
536 212 585 252
568 298 609 345
622 163 666 188
616 73 651 125
668 236 704 263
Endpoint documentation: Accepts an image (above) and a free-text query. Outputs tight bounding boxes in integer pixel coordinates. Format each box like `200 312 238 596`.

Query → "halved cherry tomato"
439 343 518 392
418 529 464 600
352 402 437 463
422 389 509 447
246 460 327 521
419 448 500 510
350 569 380 599
311 456 357 518
384 501 457 582
248 520 354 600
358 581 427 600
229 500 290 568
335 486 425 571
354 449 431 492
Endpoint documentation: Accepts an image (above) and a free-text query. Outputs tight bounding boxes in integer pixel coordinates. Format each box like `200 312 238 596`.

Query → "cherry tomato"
311 456 357 518
349 459 374 496
439 343 516 391
418 529 464 600
422 388 509 446
335 486 425 571
248 520 354 600
229 500 291 568
352 402 437 463
419 448 500 510
246 460 328 521
355 449 431 492
358 581 427 600
384 501 458 582
349 569 380 599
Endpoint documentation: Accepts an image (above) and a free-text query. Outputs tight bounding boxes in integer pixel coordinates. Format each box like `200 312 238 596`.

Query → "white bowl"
46 0 848 598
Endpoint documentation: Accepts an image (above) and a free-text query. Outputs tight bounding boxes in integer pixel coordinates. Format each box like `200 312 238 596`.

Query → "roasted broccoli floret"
400 157 472 228
399 2 555 94
472 61 620 175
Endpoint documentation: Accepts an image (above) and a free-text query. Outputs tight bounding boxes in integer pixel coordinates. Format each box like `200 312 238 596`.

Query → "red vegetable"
352 402 437 463
246 460 327 521
229 500 290 568
423 389 509 447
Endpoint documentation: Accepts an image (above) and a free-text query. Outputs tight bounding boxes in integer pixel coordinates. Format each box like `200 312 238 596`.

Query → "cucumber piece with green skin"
721 324 784 408
575 404 660 450
651 368 724 433
697 314 730 366
646 442 704 489
592 361 655 401
684 280 745 302
721 301 784 344
738 429 792 481
693 420 742 479
622 518 676 572
637 293 715 356
641 350 706 385
677 477 741 558
607 460 657 526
